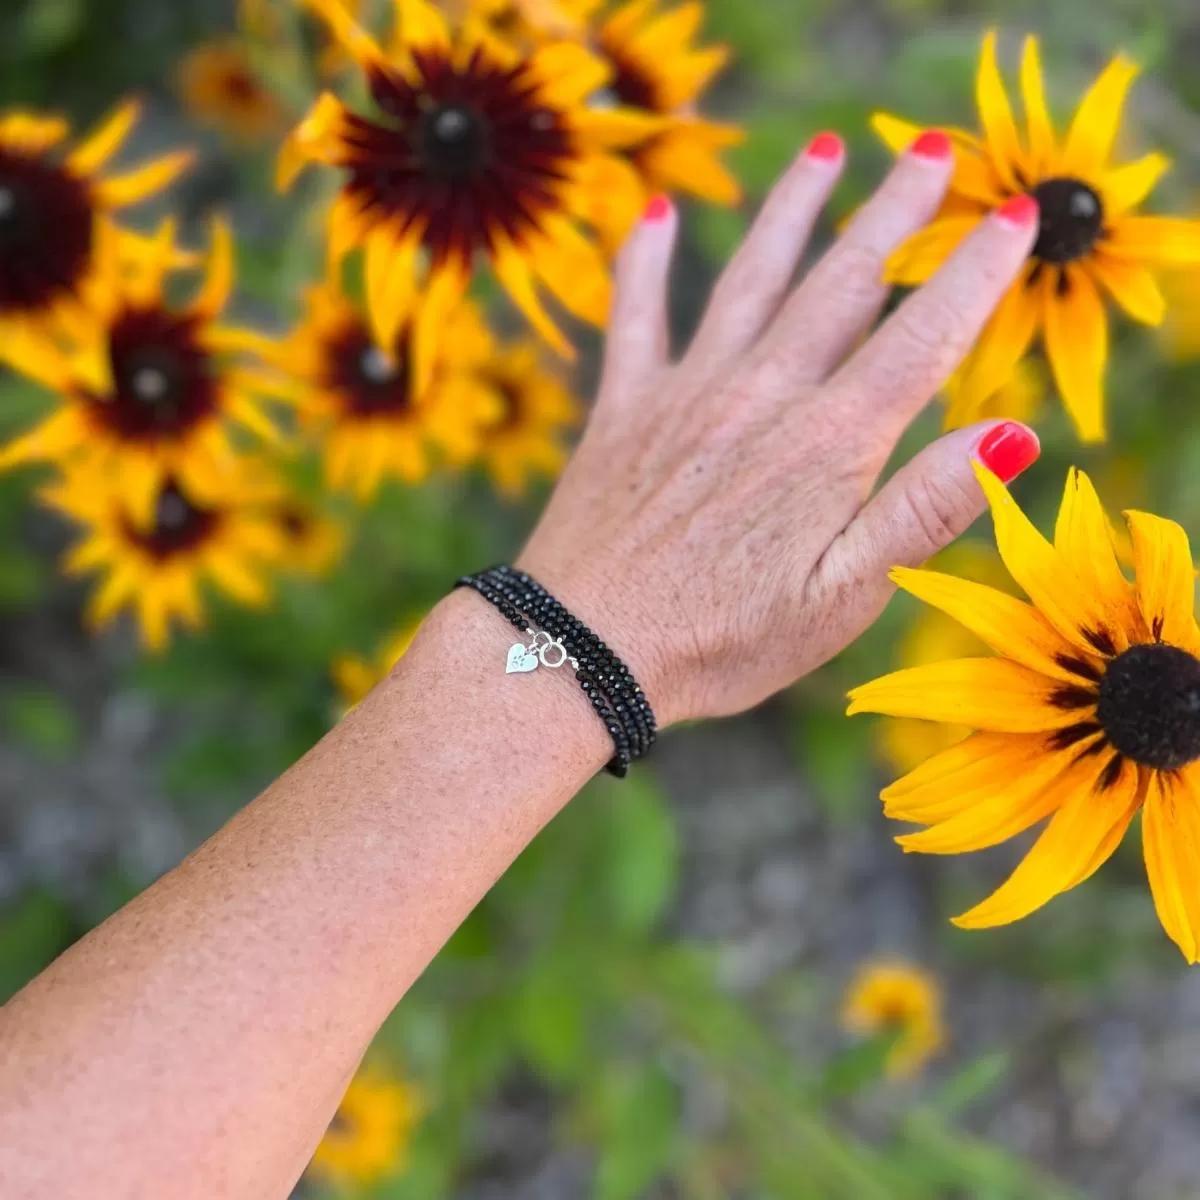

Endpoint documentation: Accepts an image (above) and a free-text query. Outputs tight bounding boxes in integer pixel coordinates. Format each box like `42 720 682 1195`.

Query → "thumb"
809 420 1040 645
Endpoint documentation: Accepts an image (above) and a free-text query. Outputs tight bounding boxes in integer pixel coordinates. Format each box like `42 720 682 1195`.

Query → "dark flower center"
600 50 661 112
278 505 310 540
94 307 219 441
0 148 93 316
346 56 573 264
325 322 412 416
1029 177 1104 264
419 104 489 179
1097 642 1200 770
125 482 220 559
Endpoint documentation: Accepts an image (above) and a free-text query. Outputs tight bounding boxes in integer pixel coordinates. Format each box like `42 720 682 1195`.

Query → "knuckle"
899 472 975 557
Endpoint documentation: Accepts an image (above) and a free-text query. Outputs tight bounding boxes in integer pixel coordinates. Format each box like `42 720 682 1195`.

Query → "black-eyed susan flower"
849 465 1200 962
176 39 284 143
332 620 423 712
872 32 1200 441
474 340 579 497
278 0 658 387
273 496 346 577
840 959 944 1079
308 1067 421 1188
273 271 502 500
0 102 192 339
591 0 743 244
41 467 286 651
0 219 293 526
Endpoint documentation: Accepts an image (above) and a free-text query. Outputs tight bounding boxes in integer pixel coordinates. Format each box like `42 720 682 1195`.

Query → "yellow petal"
847 658 1090 733
633 122 744 207
889 567 1082 682
943 273 1039 427
413 257 469 400
0 408 87 470
572 106 668 150
952 755 1142 928
1043 265 1108 442
1125 509 1200 652
389 0 450 55
975 30 1023 190
191 218 235 318
365 224 420 354
0 324 73 392
530 40 610 108
1063 54 1138 176
1088 252 1165 326
529 217 611 327
85 563 141 627
490 234 572 358
870 112 922 155
973 462 1123 655
884 216 982 287
67 98 140 174
0 111 69 152
1019 36 1055 175
882 732 1083 824
306 0 391 64
1104 216 1200 266
95 150 194 208
1143 768 1200 964
1101 152 1171 216
1053 466 1144 638
206 550 269 606
895 737 1086 854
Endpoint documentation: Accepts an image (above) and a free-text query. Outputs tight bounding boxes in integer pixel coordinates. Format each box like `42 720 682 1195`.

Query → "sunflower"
176 39 284 143
591 0 744 244
0 219 294 527
840 959 945 1079
473 340 580 497
0 102 192 340
875 543 1008 777
849 465 1200 962
41 466 286 651
332 620 423 712
308 1067 421 1188
277 0 659 388
273 270 502 499
872 32 1200 441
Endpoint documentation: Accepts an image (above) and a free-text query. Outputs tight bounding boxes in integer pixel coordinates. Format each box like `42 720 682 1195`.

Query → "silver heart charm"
505 643 539 674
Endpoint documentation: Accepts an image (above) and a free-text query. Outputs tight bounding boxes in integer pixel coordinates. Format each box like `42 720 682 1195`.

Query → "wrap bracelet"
454 565 657 777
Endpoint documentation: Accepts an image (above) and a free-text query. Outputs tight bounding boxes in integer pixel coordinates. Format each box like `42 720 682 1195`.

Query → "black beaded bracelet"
454 566 657 777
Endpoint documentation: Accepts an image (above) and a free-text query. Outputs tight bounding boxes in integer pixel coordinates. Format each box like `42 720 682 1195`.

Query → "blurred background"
3 0 1200 1196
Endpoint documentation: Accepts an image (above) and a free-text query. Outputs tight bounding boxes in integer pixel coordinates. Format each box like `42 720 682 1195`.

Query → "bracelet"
453 565 657 777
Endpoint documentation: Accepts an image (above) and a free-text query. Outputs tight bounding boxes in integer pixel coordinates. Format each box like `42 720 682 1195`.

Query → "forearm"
0 589 609 1200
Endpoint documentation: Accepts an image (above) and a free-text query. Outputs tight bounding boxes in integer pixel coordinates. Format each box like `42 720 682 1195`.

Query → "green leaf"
593 1065 678 1200
600 773 679 937
819 1029 902 1098
2 686 78 757
928 1052 1009 1117
0 889 74 1001
515 955 587 1082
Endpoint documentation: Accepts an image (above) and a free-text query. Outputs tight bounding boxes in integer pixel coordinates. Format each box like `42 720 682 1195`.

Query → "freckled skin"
0 145 1041 1199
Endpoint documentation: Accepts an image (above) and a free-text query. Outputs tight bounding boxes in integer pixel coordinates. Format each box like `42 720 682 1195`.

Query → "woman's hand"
520 131 1042 726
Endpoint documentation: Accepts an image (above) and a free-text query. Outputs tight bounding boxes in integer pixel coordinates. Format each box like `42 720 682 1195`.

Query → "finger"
808 420 1040 655
826 194 1040 452
687 133 845 372
600 194 678 402
754 130 956 387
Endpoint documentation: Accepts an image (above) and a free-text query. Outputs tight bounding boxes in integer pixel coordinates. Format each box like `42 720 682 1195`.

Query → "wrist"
511 550 686 729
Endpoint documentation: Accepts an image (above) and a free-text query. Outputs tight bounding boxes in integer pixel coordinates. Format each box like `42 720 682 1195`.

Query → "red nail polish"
996 193 1039 228
644 194 672 222
976 421 1040 483
805 131 843 161
909 129 952 160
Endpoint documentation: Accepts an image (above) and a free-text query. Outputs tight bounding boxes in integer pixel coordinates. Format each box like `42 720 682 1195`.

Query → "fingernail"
644 194 672 223
805 131 843 161
909 129 952 160
975 421 1040 483
995 193 1039 228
